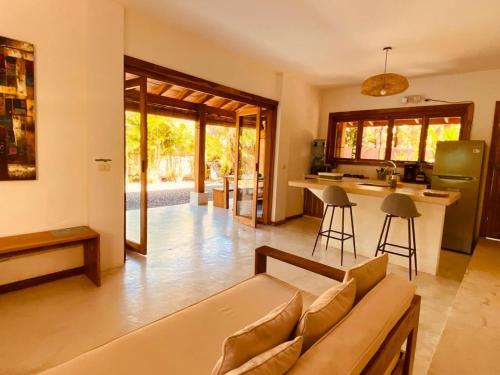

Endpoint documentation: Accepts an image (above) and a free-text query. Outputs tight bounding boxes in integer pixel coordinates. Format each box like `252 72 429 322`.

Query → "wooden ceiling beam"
125 77 142 89
125 56 278 109
125 90 197 111
154 83 173 95
125 102 236 126
202 94 214 104
218 99 232 109
178 89 194 101
232 103 247 111
125 90 236 119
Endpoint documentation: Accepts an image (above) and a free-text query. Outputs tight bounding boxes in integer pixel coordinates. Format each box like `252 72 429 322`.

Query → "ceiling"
118 0 500 87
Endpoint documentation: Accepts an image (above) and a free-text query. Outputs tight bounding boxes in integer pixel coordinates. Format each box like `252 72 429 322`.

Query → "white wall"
273 73 320 220
319 69 500 231
0 0 125 284
85 0 125 271
125 11 282 101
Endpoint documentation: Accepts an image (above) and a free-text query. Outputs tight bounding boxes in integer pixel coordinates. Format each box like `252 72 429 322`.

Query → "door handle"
436 175 473 181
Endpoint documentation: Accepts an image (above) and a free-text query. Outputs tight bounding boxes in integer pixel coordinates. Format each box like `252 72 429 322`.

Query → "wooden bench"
0 226 100 293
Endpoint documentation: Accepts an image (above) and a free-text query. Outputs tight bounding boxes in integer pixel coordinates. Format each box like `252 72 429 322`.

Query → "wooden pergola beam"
125 90 237 120
178 88 194 101
202 94 214 104
155 83 173 95
125 56 279 109
218 99 232 109
125 77 142 89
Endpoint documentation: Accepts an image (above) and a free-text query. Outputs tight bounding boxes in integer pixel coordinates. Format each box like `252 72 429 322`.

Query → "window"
326 104 472 166
425 117 461 162
391 118 422 161
360 120 388 160
334 121 358 159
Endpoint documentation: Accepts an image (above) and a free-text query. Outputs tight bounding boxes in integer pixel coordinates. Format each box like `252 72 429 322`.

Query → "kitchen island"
289 177 461 275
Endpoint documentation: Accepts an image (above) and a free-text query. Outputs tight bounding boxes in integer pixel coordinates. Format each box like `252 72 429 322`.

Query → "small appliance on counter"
431 140 485 254
403 163 418 182
403 162 427 184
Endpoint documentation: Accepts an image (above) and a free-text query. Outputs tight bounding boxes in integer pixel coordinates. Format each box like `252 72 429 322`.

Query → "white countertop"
289 176 460 206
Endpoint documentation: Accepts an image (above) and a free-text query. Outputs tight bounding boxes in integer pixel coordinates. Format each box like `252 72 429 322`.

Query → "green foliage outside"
338 120 460 162
126 111 238 183
425 123 460 162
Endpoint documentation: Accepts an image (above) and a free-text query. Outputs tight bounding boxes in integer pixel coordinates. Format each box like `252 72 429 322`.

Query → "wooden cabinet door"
482 102 500 240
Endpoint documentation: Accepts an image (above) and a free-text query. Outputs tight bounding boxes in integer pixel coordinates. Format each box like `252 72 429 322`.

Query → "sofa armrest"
362 294 421 375
254 246 345 282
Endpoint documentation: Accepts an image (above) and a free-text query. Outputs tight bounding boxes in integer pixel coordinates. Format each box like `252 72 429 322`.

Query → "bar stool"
312 186 357 265
375 193 420 280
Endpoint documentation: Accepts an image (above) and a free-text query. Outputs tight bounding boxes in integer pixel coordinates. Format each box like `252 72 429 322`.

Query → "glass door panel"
234 107 261 227
256 111 268 222
125 76 148 254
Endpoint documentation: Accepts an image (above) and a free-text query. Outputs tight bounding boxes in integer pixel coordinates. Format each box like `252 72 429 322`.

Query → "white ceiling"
118 0 500 87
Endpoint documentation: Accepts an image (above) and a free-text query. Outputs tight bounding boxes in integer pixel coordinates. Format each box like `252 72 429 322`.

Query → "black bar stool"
375 193 420 280
312 186 357 265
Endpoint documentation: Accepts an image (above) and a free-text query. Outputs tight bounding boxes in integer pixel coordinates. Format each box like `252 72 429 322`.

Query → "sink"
357 182 390 188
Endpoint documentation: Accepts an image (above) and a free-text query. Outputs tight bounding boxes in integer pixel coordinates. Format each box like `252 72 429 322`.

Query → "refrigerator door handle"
435 175 474 181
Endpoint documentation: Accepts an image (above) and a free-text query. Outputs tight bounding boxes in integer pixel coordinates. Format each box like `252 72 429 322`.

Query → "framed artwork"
0 36 35 180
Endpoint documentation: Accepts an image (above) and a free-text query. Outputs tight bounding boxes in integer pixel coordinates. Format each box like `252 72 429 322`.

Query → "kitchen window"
327 103 473 166
333 121 358 159
360 120 388 160
391 118 422 161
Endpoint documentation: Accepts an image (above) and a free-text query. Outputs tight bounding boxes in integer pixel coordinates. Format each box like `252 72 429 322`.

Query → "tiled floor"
429 238 500 375
0 204 469 374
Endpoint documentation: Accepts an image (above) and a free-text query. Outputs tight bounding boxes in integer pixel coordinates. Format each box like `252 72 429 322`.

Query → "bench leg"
84 236 101 286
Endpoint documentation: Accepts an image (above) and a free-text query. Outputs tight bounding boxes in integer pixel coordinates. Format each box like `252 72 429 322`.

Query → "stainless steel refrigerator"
431 140 485 254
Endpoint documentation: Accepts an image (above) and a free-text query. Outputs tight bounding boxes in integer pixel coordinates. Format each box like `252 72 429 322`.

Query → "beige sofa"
42 246 420 375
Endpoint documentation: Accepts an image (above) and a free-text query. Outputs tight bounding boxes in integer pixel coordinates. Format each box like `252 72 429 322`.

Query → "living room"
1 1 499 374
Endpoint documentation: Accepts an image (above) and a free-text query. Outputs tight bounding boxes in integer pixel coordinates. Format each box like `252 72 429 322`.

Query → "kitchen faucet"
386 160 397 175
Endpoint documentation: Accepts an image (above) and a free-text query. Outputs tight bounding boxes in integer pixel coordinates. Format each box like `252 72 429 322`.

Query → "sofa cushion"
41 274 316 375
226 336 303 375
295 278 356 352
344 254 388 302
212 291 303 375
288 273 416 375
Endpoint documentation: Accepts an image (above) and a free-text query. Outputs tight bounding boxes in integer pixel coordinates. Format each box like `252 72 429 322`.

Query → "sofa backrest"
288 273 416 374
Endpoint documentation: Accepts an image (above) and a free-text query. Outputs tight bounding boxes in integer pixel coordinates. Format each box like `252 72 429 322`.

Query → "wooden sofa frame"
255 246 421 375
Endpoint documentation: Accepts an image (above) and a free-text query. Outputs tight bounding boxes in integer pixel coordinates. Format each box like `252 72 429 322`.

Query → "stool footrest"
377 243 416 259
319 229 353 242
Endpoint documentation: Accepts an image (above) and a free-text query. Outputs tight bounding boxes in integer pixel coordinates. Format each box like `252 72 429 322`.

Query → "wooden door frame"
125 76 148 255
233 107 261 227
257 109 275 225
480 101 500 237
124 57 278 229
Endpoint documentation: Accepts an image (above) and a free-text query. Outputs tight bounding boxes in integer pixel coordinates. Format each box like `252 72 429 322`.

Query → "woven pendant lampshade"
361 47 409 97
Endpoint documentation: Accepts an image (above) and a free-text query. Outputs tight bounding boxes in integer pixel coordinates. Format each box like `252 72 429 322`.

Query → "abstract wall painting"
0 36 36 180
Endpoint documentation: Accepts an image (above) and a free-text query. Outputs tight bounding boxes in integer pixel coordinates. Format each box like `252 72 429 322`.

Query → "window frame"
326 103 473 168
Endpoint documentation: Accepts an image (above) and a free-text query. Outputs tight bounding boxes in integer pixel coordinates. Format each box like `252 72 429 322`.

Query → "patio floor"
126 181 221 209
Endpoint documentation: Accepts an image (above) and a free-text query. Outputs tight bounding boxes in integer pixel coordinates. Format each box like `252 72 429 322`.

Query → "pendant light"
361 47 409 97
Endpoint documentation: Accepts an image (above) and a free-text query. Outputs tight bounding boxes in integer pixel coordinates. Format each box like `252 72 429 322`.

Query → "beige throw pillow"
212 292 303 375
343 254 388 303
295 278 356 352
225 336 303 375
